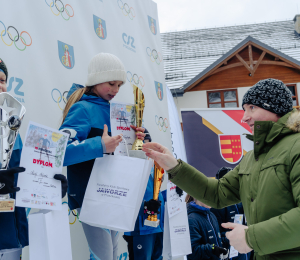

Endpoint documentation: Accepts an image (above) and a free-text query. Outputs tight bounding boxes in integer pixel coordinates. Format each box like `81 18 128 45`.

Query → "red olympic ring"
65 4 74 17
20 31 32 46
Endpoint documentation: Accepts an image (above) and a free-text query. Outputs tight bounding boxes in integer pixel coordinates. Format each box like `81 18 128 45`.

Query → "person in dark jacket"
211 167 251 260
0 57 68 260
123 129 165 260
186 194 229 260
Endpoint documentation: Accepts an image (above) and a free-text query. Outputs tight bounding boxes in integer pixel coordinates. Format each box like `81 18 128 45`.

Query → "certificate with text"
16 121 68 210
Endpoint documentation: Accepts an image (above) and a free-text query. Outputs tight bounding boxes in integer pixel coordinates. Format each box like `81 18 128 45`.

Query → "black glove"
175 186 183 197
0 167 25 194
144 199 161 215
53 174 68 198
211 244 228 257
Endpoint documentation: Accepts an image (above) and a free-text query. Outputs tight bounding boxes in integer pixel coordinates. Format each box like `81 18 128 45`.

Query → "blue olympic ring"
127 71 145 88
155 115 169 132
117 0 136 20
146 47 162 65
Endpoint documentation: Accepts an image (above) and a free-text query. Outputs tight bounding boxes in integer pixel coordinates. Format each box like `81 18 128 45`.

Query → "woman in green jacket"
143 79 300 260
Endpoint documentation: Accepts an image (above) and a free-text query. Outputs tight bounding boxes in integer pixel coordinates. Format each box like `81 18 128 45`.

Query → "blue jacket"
124 167 166 236
0 135 29 250
60 89 110 210
187 202 229 260
211 203 251 260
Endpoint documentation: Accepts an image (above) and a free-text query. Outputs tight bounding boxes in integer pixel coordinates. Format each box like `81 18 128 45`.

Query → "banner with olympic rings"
0 1 172 259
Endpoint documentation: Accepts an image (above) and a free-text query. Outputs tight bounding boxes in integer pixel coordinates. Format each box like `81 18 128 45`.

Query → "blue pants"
123 233 163 260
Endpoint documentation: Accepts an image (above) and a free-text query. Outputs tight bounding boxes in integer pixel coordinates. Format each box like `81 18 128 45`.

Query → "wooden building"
161 15 300 121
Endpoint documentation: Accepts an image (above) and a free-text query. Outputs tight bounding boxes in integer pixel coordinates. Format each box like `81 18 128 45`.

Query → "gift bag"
28 204 72 260
163 201 192 259
80 155 153 232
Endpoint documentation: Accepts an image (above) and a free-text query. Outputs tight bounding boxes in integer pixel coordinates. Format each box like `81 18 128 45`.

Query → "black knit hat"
242 78 293 117
0 58 8 82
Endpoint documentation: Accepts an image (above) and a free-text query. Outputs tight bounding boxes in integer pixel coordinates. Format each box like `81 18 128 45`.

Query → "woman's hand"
130 125 146 141
102 124 123 153
142 142 178 171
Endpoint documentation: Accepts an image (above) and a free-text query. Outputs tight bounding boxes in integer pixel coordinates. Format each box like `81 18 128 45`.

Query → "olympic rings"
146 47 162 65
117 0 136 20
127 71 145 88
46 0 74 20
62 201 80 225
0 21 32 51
155 115 169 132
51 88 67 111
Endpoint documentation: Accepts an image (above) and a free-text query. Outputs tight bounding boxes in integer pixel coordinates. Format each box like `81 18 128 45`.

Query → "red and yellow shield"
218 135 243 164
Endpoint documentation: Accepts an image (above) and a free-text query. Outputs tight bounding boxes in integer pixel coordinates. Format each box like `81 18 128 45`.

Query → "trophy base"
128 150 147 159
0 198 15 212
144 219 160 227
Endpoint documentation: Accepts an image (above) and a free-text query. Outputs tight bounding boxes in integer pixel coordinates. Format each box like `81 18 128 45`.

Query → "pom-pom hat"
85 53 126 87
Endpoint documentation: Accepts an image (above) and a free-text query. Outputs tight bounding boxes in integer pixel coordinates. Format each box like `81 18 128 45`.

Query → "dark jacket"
0 135 29 250
59 86 109 210
211 203 251 260
187 201 229 260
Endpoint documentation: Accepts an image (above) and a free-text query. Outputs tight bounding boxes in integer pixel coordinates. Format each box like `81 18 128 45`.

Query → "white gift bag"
79 155 153 232
163 201 192 259
28 204 72 260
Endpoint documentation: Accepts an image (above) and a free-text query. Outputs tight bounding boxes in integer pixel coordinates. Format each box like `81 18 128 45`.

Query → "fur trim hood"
285 110 300 133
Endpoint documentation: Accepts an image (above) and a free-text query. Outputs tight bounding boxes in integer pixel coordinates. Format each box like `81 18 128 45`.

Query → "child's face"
93 81 123 101
0 71 7 93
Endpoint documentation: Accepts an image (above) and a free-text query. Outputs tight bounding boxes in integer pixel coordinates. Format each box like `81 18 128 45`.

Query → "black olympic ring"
7 26 19 42
63 91 68 104
123 3 130 13
55 0 65 12
152 49 158 59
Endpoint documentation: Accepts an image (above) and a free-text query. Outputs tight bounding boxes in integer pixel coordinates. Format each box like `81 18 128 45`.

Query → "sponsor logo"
58 41 75 69
7 77 25 103
93 15 107 40
33 159 53 168
127 71 145 88
122 33 135 52
218 135 243 164
22 199 30 203
117 1 136 20
146 47 162 65
155 115 169 132
155 81 163 101
44 1 74 20
148 16 157 35
137 245 142 249
97 187 127 197
0 20 32 51
175 227 186 233
117 126 130 131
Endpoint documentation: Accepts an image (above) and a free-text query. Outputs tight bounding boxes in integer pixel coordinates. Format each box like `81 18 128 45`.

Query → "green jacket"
168 110 300 260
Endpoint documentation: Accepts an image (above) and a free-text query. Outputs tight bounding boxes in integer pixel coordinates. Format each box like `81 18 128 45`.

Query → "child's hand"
130 125 146 141
102 124 123 153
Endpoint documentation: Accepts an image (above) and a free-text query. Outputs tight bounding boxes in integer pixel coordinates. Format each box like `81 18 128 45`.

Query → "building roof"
161 20 300 91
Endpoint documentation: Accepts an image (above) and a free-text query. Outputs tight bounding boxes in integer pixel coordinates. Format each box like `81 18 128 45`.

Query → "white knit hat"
85 53 126 87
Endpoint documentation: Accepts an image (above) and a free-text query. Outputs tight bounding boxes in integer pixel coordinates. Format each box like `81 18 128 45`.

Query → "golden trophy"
128 85 147 159
144 161 165 227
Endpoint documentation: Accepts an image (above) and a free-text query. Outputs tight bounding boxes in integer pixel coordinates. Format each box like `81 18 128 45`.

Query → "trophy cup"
128 85 147 159
0 93 26 213
144 161 165 227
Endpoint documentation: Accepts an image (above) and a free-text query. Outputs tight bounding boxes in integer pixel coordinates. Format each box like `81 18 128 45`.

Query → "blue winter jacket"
59 89 110 210
211 203 251 260
124 167 165 236
0 135 29 250
187 202 229 260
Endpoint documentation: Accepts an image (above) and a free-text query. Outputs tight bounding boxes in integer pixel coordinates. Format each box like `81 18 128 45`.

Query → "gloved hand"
175 186 183 197
0 167 25 194
144 199 161 215
211 244 228 259
53 174 68 198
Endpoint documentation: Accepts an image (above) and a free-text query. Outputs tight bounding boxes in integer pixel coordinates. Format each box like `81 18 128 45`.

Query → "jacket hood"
187 202 210 216
246 109 300 144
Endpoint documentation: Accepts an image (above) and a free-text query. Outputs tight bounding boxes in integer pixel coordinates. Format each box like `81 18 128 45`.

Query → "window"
207 89 238 108
286 84 298 107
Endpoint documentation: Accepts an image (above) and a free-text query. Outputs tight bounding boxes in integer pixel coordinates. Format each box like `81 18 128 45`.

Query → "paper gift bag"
80 155 153 232
163 201 192 259
28 204 72 260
